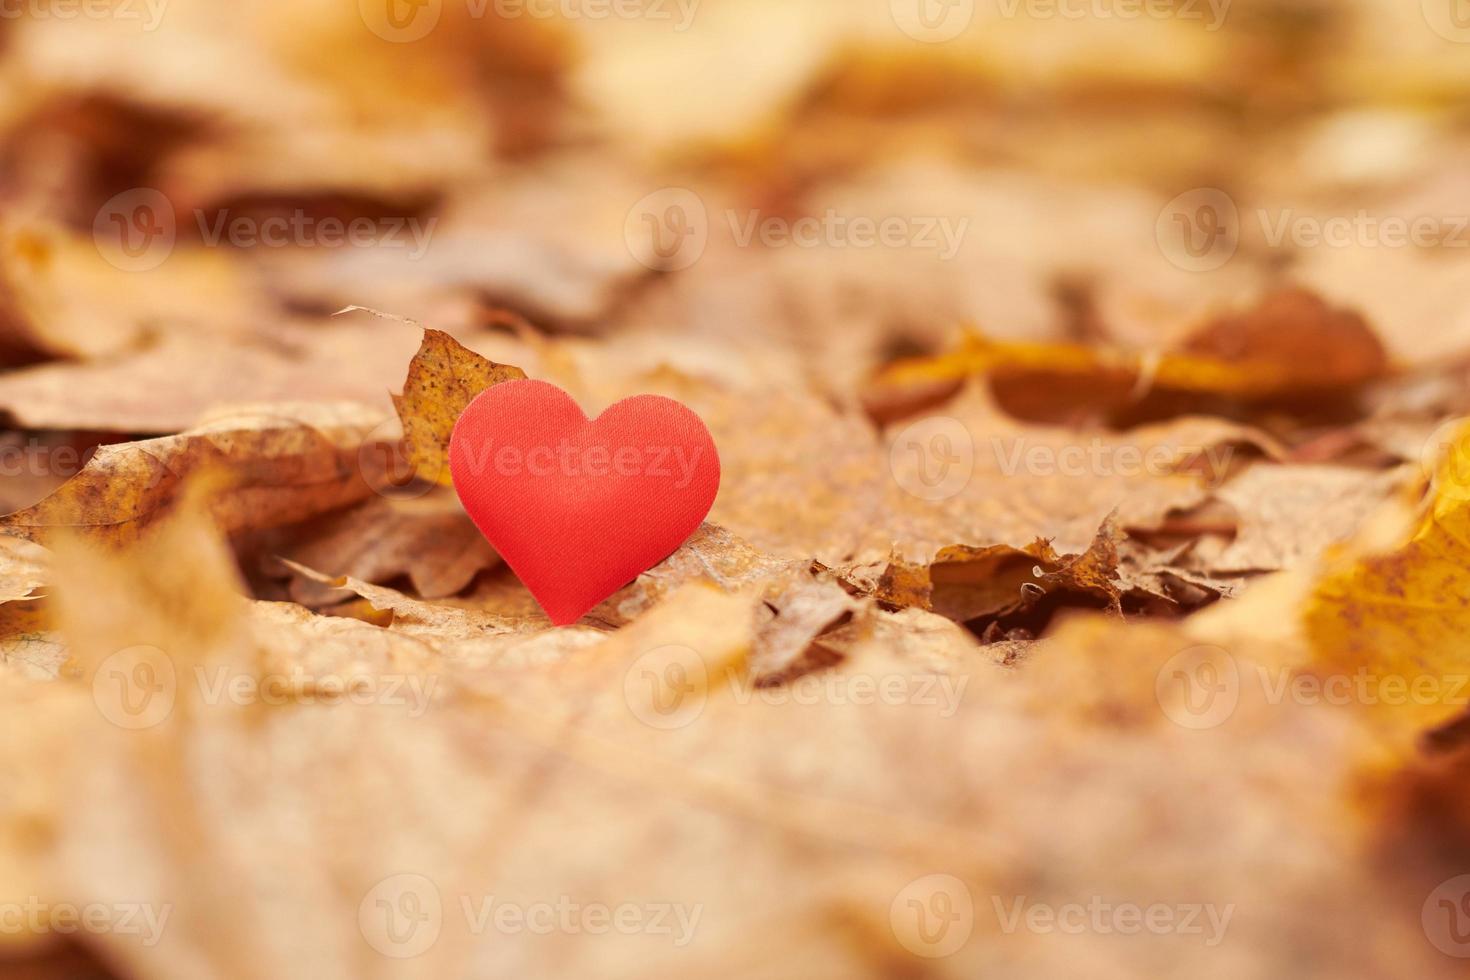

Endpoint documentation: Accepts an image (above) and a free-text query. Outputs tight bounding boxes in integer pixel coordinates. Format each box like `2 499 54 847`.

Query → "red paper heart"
448 379 721 625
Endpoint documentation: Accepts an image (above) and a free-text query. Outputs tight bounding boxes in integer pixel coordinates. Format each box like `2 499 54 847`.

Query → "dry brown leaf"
0 322 429 434
0 402 391 545
11 508 1449 979
869 288 1390 426
1198 463 1411 575
0 223 257 363
879 384 1264 563
265 491 499 606
394 328 527 487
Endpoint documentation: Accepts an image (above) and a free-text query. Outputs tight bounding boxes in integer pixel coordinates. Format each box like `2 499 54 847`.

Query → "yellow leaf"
393 329 526 486
1304 420 1470 745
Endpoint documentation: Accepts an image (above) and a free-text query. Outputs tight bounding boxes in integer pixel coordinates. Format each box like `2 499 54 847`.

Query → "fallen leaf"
394 329 527 486
1304 421 1470 744
0 402 392 545
263 490 499 606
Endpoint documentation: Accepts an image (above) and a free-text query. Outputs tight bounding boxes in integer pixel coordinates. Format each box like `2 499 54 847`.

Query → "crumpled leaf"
394 328 526 486
879 384 1269 563
1 402 392 545
264 491 499 607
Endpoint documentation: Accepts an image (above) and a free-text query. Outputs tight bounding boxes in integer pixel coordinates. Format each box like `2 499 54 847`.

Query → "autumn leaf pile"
5 2 1470 978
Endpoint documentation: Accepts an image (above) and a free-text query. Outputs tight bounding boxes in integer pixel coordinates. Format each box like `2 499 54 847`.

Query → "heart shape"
449 379 721 625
